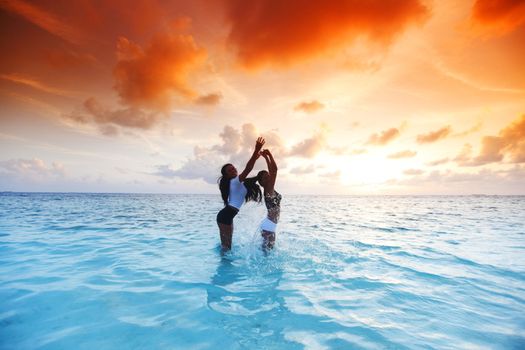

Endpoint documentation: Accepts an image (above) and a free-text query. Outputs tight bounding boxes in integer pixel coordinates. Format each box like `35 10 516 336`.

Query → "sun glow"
340 154 400 187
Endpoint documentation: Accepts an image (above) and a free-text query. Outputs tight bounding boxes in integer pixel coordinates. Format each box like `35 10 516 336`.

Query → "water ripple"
0 193 524 349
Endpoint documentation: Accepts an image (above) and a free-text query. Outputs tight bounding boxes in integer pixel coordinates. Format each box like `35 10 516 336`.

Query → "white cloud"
152 123 342 184
0 158 67 191
0 158 65 179
152 123 286 184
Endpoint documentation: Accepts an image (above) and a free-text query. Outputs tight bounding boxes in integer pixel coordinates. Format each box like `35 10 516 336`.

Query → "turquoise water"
1 193 524 349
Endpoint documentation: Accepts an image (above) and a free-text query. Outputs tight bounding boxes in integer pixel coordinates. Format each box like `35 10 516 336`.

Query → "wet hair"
257 170 268 185
218 163 233 206
218 163 262 206
243 176 262 203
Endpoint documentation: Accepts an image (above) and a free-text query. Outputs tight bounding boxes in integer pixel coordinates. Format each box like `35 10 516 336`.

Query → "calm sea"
1 193 524 349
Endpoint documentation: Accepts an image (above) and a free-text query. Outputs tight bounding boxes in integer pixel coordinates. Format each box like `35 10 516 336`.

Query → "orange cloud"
366 127 400 146
0 0 180 50
474 137 506 164
387 150 417 159
113 33 207 111
416 126 452 144
2 92 60 116
454 143 473 166
84 97 161 129
0 73 77 97
0 0 87 44
454 122 482 137
427 158 449 166
474 114 525 164
66 97 162 130
223 0 429 69
98 124 119 136
194 93 222 106
471 0 525 36
289 132 326 158
294 100 325 114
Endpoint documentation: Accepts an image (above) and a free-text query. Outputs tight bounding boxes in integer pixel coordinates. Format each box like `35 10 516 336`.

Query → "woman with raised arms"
216 137 265 251
257 149 281 250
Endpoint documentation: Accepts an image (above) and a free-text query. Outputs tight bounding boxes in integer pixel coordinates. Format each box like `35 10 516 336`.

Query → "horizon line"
1 191 524 196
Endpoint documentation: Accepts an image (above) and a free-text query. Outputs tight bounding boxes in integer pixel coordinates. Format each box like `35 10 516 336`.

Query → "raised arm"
262 151 272 171
266 149 278 174
239 137 265 182
262 149 277 194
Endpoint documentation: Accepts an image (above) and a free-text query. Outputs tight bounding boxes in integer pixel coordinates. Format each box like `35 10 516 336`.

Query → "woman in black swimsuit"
216 137 265 251
257 149 281 250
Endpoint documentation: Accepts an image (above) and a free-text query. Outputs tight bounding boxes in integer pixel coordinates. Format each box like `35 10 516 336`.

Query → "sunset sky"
1 0 524 194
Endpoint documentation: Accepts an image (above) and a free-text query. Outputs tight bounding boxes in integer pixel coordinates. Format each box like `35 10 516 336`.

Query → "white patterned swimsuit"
260 190 281 233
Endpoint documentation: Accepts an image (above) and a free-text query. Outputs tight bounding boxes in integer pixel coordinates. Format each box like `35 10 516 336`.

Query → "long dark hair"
218 163 232 206
256 170 268 184
218 163 262 206
244 176 262 203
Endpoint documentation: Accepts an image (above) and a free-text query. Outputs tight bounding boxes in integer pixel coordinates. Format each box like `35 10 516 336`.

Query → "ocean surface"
0 193 524 349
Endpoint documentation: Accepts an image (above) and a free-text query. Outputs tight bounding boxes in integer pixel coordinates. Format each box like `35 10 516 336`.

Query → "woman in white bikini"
257 149 281 250
216 137 265 251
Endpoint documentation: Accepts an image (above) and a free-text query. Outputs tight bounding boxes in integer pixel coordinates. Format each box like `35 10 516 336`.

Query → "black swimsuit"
216 205 239 225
